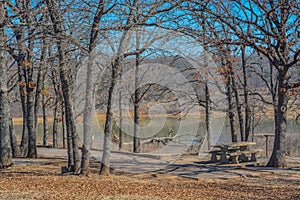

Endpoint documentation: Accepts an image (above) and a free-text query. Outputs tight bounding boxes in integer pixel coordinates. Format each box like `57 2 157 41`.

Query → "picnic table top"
213 142 256 148
255 133 275 137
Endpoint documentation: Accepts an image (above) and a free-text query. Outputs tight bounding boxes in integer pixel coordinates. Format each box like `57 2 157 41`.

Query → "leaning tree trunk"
0 16 13 167
267 70 288 167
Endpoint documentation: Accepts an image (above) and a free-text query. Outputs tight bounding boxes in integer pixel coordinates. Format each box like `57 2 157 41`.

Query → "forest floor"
0 148 300 199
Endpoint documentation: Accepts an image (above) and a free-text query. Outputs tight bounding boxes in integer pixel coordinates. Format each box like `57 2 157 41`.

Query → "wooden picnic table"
209 142 258 164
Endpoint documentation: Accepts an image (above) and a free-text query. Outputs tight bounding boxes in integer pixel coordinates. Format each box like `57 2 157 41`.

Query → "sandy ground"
0 148 300 199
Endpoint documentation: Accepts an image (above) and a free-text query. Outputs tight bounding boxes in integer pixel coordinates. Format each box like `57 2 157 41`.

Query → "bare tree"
81 0 114 176
46 0 81 173
196 0 300 167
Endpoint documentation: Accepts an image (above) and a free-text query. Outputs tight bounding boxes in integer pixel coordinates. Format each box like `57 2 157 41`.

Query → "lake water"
13 115 300 156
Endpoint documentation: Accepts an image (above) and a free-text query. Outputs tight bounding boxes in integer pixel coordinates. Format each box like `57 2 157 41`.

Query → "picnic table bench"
208 142 262 164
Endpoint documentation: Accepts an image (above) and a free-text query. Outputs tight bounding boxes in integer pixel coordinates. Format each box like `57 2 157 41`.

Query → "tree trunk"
26 81 37 158
61 73 80 173
133 31 141 153
231 69 244 141
267 70 288 167
118 90 123 150
133 100 141 153
19 71 28 157
9 118 21 158
100 60 119 175
42 67 48 146
226 67 237 142
241 47 251 141
99 94 113 175
0 17 13 167
99 21 132 174
81 55 95 175
34 40 46 148
0 84 12 168
205 83 212 150
46 0 80 173
42 95 49 146
64 96 74 170
81 0 105 175
34 64 42 134
52 98 59 148
61 99 66 149
24 9 37 158
50 50 59 149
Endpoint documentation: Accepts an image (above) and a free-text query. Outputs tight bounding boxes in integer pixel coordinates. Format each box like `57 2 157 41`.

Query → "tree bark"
133 29 141 153
16 41 28 157
52 97 59 148
24 2 37 158
118 90 123 150
42 67 48 146
42 94 49 146
0 80 12 168
81 54 95 175
241 46 251 141
0 10 13 167
9 117 20 158
205 83 212 150
225 66 237 142
267 70 288 167
100 59 120 175
62 74 80 173
231 68 244 141
34 36 47 148
26 77 37 158
61 98 66 149
19 93 28 157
